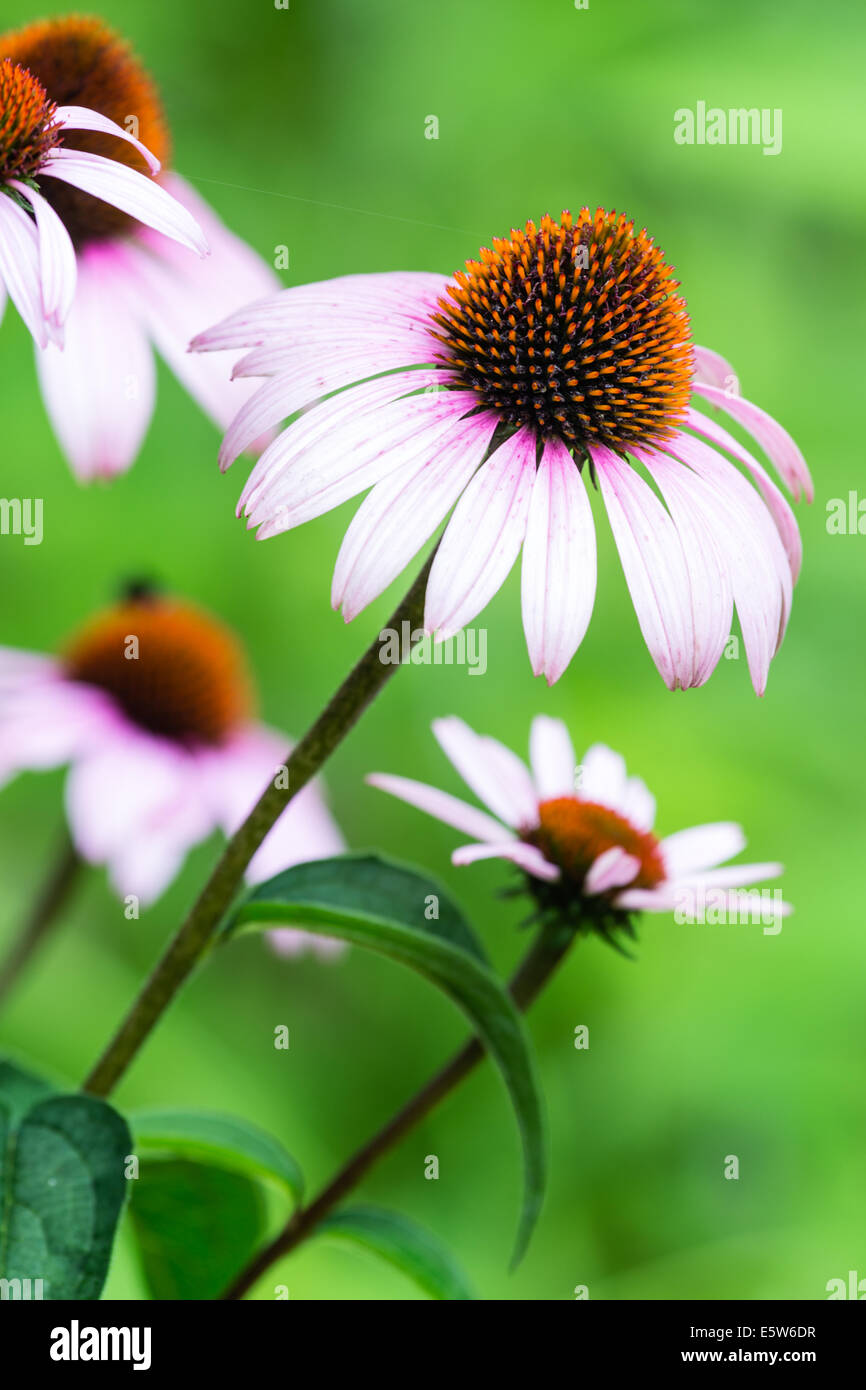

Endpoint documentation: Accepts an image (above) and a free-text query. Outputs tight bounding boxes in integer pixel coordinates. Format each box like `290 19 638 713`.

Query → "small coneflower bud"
63 597 253 747
0 58 60 182
430 209 694 457
0 15 169 244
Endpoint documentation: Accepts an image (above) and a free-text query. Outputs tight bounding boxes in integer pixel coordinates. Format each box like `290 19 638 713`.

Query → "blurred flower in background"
0 16 277 480
369 714 790 942
0 587 344 958
195 208 811 694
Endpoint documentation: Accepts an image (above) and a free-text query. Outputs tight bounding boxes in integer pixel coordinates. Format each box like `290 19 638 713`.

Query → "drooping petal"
521 437 597 684
432 716 539 829
332 407 498 621
190 271 448 353
365 772 511 844
634 445 733 687
35 245 156 480
240 371 455 531
663 430 790 695
197 723 345 886
0 191 50 347
591 444 698 690
685 406 802 581
425 425 536 641
65 729 214 905
119 173 279 432
54 105 162 173
451 840 560 881
660 822 746 878
8 182 76 341
692 344 738 391
529 715 578 801
692 381 812 502
40 149 208 256
0 665 114 789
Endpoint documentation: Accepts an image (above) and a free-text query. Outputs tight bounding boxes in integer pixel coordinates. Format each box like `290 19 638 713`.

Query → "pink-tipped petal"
592 444 697 690
521 437 597 684
424 425 536 640
452 840 560 881
40 150 208 256
692 381 813 503
0 192 50 346
54 105 162 173
529 715 578 801
332 407 498 621
660 822 746 878
432 716 538 830
35 246 156 480
584 846 641 896
365 771 510 844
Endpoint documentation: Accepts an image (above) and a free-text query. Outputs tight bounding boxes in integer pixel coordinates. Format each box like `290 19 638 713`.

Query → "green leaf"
318 1205 475 1300
131 1109 303 1207
235 852 490 962
0 1059 131 1300
226 853 546 1265
128 1160 266 1301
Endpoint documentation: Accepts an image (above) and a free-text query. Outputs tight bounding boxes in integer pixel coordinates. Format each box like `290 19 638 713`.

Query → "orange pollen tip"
0 58 59 181
528 796 665 892
62 597 253 747
430 208 694 456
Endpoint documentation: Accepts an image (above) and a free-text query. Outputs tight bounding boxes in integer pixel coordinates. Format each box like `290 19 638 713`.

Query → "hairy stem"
221 921 575 1300
81 553 435 1098
0 830 81 1009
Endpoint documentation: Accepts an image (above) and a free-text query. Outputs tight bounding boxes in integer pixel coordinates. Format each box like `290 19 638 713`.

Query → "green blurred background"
1 0 863 1300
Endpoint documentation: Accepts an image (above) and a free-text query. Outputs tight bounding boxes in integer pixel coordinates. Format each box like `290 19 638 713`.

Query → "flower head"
195 209 811 694
0 16 278 478
0 588 343 957
368 715 790 943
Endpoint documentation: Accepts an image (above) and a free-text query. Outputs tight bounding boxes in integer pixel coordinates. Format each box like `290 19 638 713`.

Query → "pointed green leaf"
0 1059 131 1300
318 1205 475 1300
131 1109 303 1207
225 854 546 1264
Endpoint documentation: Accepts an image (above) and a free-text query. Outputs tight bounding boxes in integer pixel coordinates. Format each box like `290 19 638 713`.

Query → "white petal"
692 381 813 502
55 105 162 173
451 840 560 882
521 436 597 684
424 425 536 640
8 182 76 337
332 409 498 621
40 150 208 256
660 822 746 878
529 715 577 801
0 192 49 346
432 716 538 829
584 847 641 896
365 772 510 844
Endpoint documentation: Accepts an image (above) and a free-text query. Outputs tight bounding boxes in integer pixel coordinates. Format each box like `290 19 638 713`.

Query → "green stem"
81 552 436 1099
0 830 81 1009
220 921 575 1301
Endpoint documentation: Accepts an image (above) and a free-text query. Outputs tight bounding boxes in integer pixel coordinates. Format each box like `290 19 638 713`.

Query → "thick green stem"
220 921 575 1301
0 830 81 1009
81 553 435 1099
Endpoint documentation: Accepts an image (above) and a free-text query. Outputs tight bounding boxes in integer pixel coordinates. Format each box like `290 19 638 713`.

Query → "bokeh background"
1 0 863 1300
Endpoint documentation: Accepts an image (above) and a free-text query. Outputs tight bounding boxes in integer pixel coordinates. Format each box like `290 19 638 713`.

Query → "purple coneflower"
0 589 343 957
194 208 812 693
368 715 789 940
0 17 277 479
